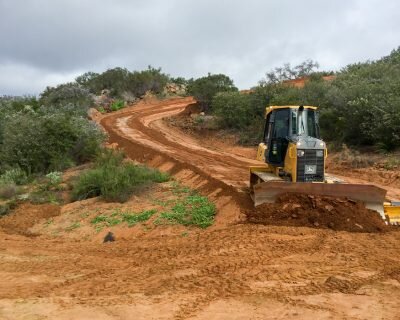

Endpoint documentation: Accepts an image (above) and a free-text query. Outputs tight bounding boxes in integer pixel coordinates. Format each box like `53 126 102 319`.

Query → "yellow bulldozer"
249 105 400 224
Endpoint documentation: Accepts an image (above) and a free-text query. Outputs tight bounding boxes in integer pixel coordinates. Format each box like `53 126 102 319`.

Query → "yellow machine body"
249 105 399 224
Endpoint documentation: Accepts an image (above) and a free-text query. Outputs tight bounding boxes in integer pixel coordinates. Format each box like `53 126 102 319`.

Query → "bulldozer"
249 105 400 224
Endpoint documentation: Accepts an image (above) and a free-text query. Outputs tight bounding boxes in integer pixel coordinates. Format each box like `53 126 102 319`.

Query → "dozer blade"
251 180 387 220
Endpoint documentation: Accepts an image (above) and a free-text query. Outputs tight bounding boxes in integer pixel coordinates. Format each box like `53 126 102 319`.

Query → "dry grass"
0 183 17 200
332 145 377 168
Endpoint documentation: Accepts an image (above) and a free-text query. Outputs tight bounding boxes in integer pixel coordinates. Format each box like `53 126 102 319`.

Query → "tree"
76 66 169 100
126 66 169 97
39 83 93 110
75 72 99 93
262 60 320 84
187 73 238 111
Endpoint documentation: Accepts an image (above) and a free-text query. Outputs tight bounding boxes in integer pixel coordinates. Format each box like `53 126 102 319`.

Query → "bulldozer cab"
263 106 320 166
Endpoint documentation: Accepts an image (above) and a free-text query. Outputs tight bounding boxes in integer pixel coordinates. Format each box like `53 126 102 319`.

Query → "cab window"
272 109 289 139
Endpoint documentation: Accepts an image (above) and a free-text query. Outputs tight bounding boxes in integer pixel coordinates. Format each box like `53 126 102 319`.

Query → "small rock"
355 223 363 229
313 222 320 227
291 204 301 209
103 232 115 243
291 213 298 219
325 205 334 212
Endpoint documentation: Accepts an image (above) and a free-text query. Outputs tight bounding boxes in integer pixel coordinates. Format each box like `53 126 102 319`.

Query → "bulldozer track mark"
1 98 400 319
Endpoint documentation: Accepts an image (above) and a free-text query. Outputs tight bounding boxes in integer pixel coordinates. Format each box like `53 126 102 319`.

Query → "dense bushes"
72 150 170 202
187 73 237 111
75 66 169 100
40 83 93 110
327 50 400 150
127 67 169 98
78 68 129 98
212 92 264 144
210 47 400 150
0 102 104 174
0 65 175 182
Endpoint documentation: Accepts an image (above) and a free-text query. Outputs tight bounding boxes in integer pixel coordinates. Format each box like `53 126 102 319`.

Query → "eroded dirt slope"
1 98 400 320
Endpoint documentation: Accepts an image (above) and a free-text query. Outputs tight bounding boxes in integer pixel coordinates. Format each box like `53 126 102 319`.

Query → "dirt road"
101 97 400 202
1 97 400 320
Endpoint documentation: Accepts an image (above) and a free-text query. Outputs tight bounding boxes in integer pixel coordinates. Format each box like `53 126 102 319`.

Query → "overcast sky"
0 0 399 95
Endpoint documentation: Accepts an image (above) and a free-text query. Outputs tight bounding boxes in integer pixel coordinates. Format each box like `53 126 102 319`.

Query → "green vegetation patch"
90 208 157 229
91 214 122 227
72 150 169 202
86 181 216 231
122 209 157 227
156 193 216 229
110 100 125 111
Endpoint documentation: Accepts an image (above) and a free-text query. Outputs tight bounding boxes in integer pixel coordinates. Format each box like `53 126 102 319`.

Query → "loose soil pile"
247 193 388 233
0 203 60 236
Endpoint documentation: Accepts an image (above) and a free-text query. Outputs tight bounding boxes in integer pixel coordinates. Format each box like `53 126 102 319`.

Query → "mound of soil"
246 193 388 233
0 203 61 236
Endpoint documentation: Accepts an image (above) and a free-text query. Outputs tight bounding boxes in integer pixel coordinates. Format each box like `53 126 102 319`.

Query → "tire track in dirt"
97 99 400 318
1 225 399 319
2 98 400 320
100 97 259 226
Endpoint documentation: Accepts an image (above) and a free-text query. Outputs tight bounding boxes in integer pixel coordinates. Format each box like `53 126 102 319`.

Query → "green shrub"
212 92 257 129
0 106 105 174
29 190 62 204
0 168 27 185
72 150 169 202
126 66 169 98
95 148 125 167
41 172 63 191
187 73 238 111
110 100 125 111
211 91 264 145
76 66 169 99
40 83 93 110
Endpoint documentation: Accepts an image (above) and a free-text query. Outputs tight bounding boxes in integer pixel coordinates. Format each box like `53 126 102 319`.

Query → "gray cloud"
0 0 399 95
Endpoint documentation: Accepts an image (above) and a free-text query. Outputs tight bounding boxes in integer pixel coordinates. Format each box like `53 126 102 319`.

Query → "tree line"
1 47 399 180
189 47 400 150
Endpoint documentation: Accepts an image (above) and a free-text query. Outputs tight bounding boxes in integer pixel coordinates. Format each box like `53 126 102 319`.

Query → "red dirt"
1 97 400 319
0 203 60 236
247 193 388 233
100 97 259 227
165 110 258 159
283 75 336 88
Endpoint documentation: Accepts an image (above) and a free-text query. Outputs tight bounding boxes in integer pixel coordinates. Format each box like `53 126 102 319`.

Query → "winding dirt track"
103 97 260 189
1 98 400 320
100 97 262 226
